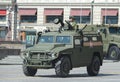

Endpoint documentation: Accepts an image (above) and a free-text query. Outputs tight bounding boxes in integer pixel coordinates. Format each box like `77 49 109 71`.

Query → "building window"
101 9 118 24
0 16 6 21
44 8 63 23
103 16 118 24
19 8 37 23
21 15 37 23
70 8 91 24
46 15 63 23
0 30 6 38
74 16 90 23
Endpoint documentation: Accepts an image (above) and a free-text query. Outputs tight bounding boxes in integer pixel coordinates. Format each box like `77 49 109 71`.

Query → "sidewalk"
0 55 23 65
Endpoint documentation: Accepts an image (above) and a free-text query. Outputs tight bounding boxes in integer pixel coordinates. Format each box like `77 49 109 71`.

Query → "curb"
103 60 119 63
0 63 22 65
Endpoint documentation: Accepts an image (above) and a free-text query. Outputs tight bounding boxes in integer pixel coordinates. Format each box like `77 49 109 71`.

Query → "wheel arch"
108 44 118 51
107 44 118 56
53 54 73 70
107 44 120 60
93 52 103 65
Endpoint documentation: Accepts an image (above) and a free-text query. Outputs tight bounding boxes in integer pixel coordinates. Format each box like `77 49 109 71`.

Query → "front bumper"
21 51 58 68
24 58 54 68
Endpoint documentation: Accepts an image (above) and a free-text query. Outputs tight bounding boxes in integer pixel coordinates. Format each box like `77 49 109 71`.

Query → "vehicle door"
73 36 90 66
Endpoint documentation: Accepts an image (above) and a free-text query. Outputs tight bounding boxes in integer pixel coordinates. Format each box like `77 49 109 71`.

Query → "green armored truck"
21 19 104 77
99 26 120 60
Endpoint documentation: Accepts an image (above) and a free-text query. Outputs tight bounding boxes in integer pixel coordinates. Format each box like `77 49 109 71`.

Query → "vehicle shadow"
35 73 118 78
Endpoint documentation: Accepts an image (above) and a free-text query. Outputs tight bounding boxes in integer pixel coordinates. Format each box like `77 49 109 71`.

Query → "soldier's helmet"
69 16 75 20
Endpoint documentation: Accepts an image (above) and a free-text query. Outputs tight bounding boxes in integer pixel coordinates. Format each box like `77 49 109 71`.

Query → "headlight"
47 52 57 58
20 51 29 59
51 53 56 58
20 51 25 59
25 53 29 58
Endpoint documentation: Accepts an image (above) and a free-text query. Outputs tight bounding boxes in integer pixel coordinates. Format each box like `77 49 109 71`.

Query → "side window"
74 36 83 46
75 39 81 45
92 37 97 41
83 37 89 42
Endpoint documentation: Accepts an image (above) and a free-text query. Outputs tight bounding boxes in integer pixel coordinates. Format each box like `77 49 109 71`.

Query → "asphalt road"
0 61 120 82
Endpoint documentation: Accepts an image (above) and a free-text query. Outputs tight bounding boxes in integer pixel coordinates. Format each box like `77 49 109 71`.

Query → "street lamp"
80 1 82 24
91 0 94 25
12 0 18 41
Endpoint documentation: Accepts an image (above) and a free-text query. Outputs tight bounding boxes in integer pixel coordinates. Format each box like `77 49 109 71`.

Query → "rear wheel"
23 63 37 76
108 46 120 60
55 56 71 77
87 56 100 76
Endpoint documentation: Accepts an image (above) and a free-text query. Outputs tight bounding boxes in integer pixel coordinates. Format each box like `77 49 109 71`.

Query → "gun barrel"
59 19 64 27
81 24 87 31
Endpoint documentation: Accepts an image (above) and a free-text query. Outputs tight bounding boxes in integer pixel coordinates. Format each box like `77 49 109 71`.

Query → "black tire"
108 46 120 60
23 64 37 76
55 56 71 77
87 56 100 76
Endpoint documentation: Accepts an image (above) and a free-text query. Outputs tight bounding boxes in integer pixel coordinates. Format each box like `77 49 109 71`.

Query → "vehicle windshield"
56 36 71 44
38 35 71 44
109 27 120 34
38 36 54 43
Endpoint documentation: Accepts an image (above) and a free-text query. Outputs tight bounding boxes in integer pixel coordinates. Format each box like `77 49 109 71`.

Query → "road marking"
0 77 38 81
101 72 120 75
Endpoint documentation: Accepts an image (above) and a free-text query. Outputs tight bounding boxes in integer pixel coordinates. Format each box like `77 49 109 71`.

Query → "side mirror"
103 29 107 34
97 29 107 35
98 28 107 38
99 29 107 34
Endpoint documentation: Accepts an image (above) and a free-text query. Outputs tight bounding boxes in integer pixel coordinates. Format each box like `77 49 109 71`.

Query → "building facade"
0 0 120 43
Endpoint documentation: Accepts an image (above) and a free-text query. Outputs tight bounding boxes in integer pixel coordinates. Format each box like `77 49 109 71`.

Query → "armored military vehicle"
21 19 104 77
98 26 120 60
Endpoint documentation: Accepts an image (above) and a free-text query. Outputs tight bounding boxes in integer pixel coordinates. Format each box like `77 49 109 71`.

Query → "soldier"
68 16 77 30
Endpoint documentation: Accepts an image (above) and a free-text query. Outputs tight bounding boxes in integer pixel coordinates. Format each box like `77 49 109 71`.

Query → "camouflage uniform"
70 21 77 30
69 16 77 30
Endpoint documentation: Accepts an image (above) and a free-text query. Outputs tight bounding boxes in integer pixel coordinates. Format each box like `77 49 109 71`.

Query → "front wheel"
87 56 100 76
23 64 37 76
108 46 120 60
55 56 71 77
